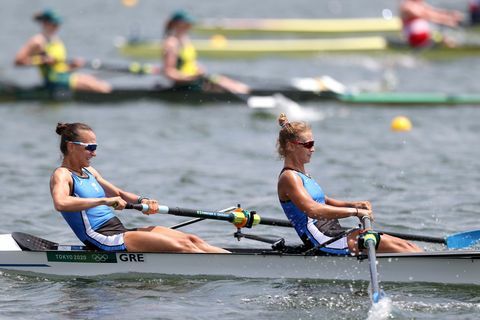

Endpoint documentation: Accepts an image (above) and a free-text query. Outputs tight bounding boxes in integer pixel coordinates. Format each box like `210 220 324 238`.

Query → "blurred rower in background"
399 0 464 48
15 9 111 93
162 10 249 94
470 0 480 25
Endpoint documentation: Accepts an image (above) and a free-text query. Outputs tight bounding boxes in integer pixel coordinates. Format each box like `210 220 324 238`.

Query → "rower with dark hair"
15 9 111 93
276 113 423 255
162 10 249 94
50 122 229 253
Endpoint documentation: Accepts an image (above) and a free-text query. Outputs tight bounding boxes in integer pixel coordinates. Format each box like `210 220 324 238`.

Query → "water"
1 0 480 319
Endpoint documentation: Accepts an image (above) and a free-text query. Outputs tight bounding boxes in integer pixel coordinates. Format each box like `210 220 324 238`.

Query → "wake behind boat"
1 231 480 284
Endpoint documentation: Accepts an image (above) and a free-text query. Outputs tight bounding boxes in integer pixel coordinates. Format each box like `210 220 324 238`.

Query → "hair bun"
278 113 289 128
55 122 69 135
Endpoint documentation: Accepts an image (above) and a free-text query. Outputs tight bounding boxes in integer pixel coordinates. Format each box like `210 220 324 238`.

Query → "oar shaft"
125 204 449 244
256 216 292 227
81 59 161 75
158 206 236 223
378 230 445 244
126 203 292 228
362 217 382 303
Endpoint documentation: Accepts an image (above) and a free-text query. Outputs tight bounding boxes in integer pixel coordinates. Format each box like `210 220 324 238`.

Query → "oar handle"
125 203 149 212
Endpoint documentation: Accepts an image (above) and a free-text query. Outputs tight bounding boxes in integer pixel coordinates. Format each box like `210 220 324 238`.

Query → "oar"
80 59 161 75
367 229 480 249
126 204 480 249
169 206 237 229
28 55 162 75
126 204 292 228
361 216 385 304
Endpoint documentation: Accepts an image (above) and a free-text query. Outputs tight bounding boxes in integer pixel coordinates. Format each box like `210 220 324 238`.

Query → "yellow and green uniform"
173 42 204 91
176 42 199 76
38 36 76 89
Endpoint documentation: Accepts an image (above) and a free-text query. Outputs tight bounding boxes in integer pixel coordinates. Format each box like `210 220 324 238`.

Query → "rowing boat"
116 36 480 59
0 82 335 105
0 232 479 285
192 17 403 36
192 17 480 37
2 80 480 106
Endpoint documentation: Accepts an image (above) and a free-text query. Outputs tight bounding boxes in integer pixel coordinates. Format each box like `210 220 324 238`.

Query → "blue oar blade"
446 230 480 249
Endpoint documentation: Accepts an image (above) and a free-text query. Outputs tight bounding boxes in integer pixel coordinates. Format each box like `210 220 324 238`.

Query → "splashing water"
366 296 393 320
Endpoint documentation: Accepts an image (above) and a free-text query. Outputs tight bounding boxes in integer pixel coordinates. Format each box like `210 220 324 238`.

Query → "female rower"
276 113 422 255
399 0 463 48
162 10 249 94
15 9 111 93
50 122 228 253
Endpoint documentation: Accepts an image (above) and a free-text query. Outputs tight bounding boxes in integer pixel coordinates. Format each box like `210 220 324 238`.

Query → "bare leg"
145 226 230 253
347 230 423 254
124 226 229 253
208 75 250 94
376 234 423 253
72 73 112 93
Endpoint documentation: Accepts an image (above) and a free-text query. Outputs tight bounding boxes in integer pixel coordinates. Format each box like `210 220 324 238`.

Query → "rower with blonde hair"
276 113 422 254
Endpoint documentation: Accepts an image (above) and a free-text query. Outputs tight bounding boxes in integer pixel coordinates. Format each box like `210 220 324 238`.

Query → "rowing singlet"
280 169 349 255
60 168 127 251
402 18 431 48
39 35 73 89
176 42 199 76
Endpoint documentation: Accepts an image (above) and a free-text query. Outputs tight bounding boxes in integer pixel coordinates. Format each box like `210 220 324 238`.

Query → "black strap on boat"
303 227 357 256
233 230 307 254
11 232 58 251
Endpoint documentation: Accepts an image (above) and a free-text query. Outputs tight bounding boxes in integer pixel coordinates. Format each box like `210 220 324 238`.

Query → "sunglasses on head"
68 141 98 151
292 140 314 149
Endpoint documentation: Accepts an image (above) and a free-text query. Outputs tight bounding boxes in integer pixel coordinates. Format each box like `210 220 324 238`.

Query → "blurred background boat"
191 16 403 36
116 35 480 59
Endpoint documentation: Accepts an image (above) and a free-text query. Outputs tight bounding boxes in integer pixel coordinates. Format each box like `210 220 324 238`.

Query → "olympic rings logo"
92 254 110 262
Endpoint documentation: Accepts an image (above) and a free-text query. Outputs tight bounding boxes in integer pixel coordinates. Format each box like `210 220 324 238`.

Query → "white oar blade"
246 96 277 108
246 94 302 110
291 75 347 94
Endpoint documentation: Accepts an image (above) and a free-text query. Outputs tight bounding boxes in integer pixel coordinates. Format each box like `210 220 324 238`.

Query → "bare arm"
422 3 463 27
14 35 47 66
325 196 372 211
50 167 119 212
401 1 463 27
87 166 158 214
278 171 371 220
162 37 201 82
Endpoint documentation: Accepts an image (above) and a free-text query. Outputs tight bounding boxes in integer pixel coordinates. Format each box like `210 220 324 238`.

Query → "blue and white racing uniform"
60 168 128 251
280 169 351 255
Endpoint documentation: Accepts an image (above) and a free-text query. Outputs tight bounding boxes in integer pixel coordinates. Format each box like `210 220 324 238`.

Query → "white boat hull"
0 242 479 285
